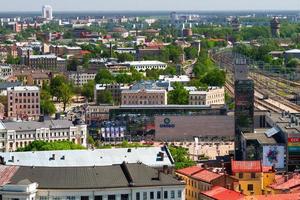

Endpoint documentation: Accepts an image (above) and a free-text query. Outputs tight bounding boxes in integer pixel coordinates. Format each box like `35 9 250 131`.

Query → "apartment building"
0 162 185 200
121 89 167 105
68 71 96 86
7 86 40 120
25 54 66 71
189 87 225 106
0 119 87 152
95 84 130 105
0 65 13 80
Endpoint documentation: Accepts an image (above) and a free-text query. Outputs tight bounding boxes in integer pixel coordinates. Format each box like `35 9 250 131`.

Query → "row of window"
11 92 39 97
9 131 77 140
123 101 164 105
13 98 40 103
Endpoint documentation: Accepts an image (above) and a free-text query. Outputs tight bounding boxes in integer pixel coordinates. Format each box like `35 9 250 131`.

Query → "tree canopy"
16 140 85 152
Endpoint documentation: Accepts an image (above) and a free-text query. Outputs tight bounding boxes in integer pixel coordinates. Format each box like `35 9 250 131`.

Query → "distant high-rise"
231 17 241 32
234 58 254 160
42 5 53 20
270 17 280 38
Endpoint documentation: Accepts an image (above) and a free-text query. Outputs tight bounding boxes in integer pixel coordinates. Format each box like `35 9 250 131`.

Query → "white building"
0 163 184 200
159 75 190 84
123 61 167 71
68 72 97 86
0 65 13 80
0 119 87 152
189 87 225 106
42 5 53 20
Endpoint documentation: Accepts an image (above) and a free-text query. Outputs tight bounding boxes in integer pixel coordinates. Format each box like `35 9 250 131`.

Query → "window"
248 184 254 191
157 191 161 199
143 192 147 200
81 197 89 200
251 173 256 178
170 191 175 199
177 190 182 198
150 192 154 200
136 192 140 200
67 197 75 200
121 194 129 200
53 198 61 200
239 173 243 179
108 195 116 200
164 191 168 199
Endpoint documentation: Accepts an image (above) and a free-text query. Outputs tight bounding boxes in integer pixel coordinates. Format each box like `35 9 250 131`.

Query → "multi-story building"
234 58 254 160
231 160 276 196
124 61 167 71
7 86 40 120
0 162 184 200
189 87 225 106
68 71 96 86
25 54 66 71
85 104 117 125
13 69 52 87
175 166 238 200
42 5 53 20
50 45 82 57
95 84 130 105
0 119 87 152
0 65 13 80
121 88 167 105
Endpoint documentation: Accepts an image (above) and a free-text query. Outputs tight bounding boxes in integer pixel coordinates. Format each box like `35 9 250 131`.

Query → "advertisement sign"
263 145 285 169
288 138 300 143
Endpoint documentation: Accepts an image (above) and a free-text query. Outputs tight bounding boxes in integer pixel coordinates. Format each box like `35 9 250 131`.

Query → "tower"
234 58 254 160
270 17 280 38
42 5 53 20
231 17 241 32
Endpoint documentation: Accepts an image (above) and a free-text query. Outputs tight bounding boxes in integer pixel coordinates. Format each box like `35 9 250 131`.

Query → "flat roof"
124 61 167 65
7 86 39 92
0 147 173 168
242 129 277 145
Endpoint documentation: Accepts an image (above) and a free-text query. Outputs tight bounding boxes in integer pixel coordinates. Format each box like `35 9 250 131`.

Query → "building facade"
68 72 96 86
7 86 40 120
121 89 167 106
124 61 167 71
189 87 225 106
95 84 129 105
0 119 87 152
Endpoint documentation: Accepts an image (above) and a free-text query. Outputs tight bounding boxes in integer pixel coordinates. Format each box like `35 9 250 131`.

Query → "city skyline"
0 0 299 12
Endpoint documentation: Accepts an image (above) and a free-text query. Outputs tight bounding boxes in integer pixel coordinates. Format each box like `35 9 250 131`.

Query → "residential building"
0 119 87 152
0 163 185 200
121 89 167 105
95 84 130 105
271 17 280 38
0 65 13 81
124 61 167 71
13 69 52 87
136 47 162 61
25 54 66 71
231 160 276 196
189 87 225 106
85 104 117 126
175 166 238 200
7 86 40 120
68 71 96 86
50 45 82 57
159 75 190 85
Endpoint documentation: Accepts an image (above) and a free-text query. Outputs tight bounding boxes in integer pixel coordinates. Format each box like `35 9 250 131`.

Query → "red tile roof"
240 193 300 200
176 166 202 176
269 174 300 191
0 165 19 186
176 166 222 183
231 160 262 173
202 186 244 200
192 169 222 183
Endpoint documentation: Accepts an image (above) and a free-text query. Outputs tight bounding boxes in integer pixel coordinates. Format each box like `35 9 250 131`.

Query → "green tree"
67 58 79 71
17 140 85 152
184 47 198 60
117 53 134 62
40 88 56 115
168 83 189 105
97 90 114 104
60 83 73 112
169 146 196 169
50 75 67 101
82 80 95 102
201 69 226 87
95 69 115 84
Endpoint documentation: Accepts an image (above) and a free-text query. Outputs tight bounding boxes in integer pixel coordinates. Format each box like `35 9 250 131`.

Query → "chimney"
51 154 55 160
11 156 14 162
0 156 4 164
163 165 168 174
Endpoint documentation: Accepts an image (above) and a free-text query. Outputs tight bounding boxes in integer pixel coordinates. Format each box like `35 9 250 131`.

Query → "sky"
0 0 299 12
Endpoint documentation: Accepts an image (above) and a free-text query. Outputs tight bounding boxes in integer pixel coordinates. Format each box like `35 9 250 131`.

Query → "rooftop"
124 61 167 66
201 186 244 200
7 86 39 92
242 129 277 145
231 160 262 173
0 147 174 168
29 54 57 59
2 163 183 189
176 166 222 183
241 193 300 200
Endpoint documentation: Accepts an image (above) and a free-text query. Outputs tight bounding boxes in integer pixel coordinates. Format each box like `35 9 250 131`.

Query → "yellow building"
231 160 276 196
175 166 238 200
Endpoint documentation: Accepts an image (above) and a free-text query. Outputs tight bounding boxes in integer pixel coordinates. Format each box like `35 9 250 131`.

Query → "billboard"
263 145 285 169
155 115 234 141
